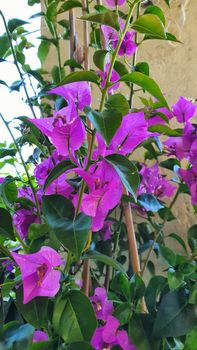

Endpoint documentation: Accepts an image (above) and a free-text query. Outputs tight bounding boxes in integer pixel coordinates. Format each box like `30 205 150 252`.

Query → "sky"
0 0 41 171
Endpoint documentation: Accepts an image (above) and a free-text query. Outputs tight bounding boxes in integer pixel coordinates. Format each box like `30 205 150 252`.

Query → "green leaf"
167 233 187 252
58 0 82 14
42 195 91 259
53 290 97 342
111 272 130 300
160 158 180 170
188 225 197 254
113 302 131 326
28 340 57 350
159 245 176 266
68 342 95 350
9 80 23 92
129 313 151 350
82 250 126 275
93 49 109 71
130 273 146 301
0 177 18 205
84 107 122 145
148 124 181 136
120 72 169 108
64 58 82 69
105 94 129 116
8 19 29 33
80 11 120 31
185 328 197 350
138 194 164 212
144 6 165 25
167 268 185 291
0 321 34 350
38 41 50 65
135 62 149 76
0 35 10 58
43 160 74 190
0 148 17 159
189 285 197 305
132 14 166 39
59 71 99 85
105 154 140 200
152 289 197 338
46 1 58 21
28 0 40 5
164 0 170 6
0 208 14 240
15 286 48 328
158 207 175 222
145 275 167 313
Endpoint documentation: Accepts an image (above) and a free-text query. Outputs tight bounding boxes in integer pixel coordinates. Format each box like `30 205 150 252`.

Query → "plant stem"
69 9 76 64
141 188 180 277
99 0 140 112
53 24 62 81
0 11 37 119
0 113 41 222
64 251 73 274
129 1 140 108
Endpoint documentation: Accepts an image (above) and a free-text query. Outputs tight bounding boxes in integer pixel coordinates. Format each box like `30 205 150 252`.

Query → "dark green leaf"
64 58 82 69
120 72 169 108
188 225 197 254
167 268 185 291
144 6 165 25
42 195 91 259
185 328 197 350
114 61 129 77
43 160 74 190
0 80 8 87
160 158 180 170
0 208 14 240
129 314 151 350
138 194 164 212
132 14 166 39
105 94 129 116
82 250 126 275
130 273 146 301
135 62 149 76
53 290 97 342
158 207 175 221
15 286 48 328
80 11 120 31
0 35 10 58
46 1 58 21
58 0 82 14
93 49 109 71
28 340 57 350
152 289 197 338
59 71 99 85
68 342 95 350
111 272 130 300
0 148 17 159
148 124 181 136
145 275 167 313
38 41 50 65
8 19 29 33
113 302 131 326
28 0 40 5
159 245 176 266
0 177 18 205
167 233 187 252
84 107 122 145
105 154 140 200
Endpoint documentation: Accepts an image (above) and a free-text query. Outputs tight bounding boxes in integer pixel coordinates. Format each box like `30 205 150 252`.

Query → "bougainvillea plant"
0 0 196 349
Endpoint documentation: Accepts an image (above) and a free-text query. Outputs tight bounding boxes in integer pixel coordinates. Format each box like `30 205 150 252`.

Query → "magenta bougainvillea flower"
164 122 196 161
179 168 197 205
101 20 136 57
172 96 197 123
73 160 122 231
98 63 120 93
49 82 91 111
91 315 136 350
33 330 49 342
29 104 85 157
95 112 151 157
12 246 62 304
90 287 113 321
13 209 39 240
105 0 126 7
138 163 176 199
34 151 73 197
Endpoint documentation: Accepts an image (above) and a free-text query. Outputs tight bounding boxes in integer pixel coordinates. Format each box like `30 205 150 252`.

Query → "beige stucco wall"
41 0 197 251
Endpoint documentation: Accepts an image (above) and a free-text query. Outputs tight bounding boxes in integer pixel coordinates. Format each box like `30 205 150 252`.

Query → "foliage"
0 1 196 350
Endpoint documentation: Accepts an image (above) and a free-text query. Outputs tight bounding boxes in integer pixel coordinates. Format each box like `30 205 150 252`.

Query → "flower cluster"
90 288 136 350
